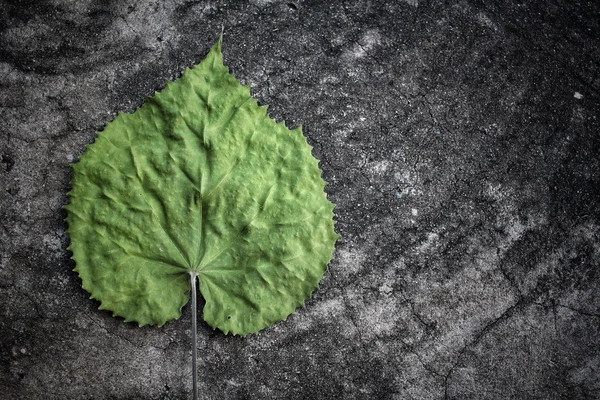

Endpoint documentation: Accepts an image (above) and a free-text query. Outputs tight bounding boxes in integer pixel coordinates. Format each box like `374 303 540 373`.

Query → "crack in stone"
533 301 600 320
340 288 369 356
443 300 521 400
84 312 138 349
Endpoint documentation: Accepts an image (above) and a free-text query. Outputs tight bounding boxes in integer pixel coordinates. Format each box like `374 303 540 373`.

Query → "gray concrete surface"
1 0 599 399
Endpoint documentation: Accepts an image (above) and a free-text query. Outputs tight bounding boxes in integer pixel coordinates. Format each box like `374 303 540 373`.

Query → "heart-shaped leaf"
65 37 338 336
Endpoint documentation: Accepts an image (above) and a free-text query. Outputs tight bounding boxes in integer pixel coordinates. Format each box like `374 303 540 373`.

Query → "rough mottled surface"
1 0 599 399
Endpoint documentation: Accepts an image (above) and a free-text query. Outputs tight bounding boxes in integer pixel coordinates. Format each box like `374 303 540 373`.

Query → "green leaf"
66 37 339 335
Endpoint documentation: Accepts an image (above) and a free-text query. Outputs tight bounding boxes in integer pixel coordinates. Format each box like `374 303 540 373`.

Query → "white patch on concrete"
249 0 272 5
394 170 422 197
379 283 393 296
485 181 509 201
521 251 559 293
415 232 439 253
311 298 345 319
226 378 241 387
333 128 349 139
354 29 381 58
357 298 401 339
394 169 417 185
344 29 382 61
257 384 274 397
574 92 584 99
43 233 62 256
411 208 418 216
505 218 525 244
501 211 547 252
476 12 499 31
299 298 357 339
367 160 392 176
319 75 341 85
292 312 314 332
400 0 419 7
392 257 407 272
335 247 367 277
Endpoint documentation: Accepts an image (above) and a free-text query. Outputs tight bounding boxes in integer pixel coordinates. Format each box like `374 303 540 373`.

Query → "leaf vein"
202 275 260 313
204 128 257 200
128 141 192 270
199 185 274 270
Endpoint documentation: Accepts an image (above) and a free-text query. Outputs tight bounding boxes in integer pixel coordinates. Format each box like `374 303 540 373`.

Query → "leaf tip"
215 31 223 54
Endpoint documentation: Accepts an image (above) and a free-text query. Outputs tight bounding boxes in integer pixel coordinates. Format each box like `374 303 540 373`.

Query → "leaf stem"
190 271 198 400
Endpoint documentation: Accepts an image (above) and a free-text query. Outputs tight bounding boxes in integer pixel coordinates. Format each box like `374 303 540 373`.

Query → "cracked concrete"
1 0 599 399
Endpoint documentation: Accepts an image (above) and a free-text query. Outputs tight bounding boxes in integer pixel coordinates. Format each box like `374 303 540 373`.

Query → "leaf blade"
67 37 339 335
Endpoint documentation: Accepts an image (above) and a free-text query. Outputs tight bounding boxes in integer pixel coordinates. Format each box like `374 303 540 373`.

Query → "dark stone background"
1 0 599 399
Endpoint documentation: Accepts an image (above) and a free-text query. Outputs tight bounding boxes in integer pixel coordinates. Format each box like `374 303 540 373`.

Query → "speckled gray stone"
1 1 599 399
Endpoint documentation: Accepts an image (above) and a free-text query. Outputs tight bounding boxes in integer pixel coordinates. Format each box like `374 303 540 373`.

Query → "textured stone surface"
1 0 599 399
